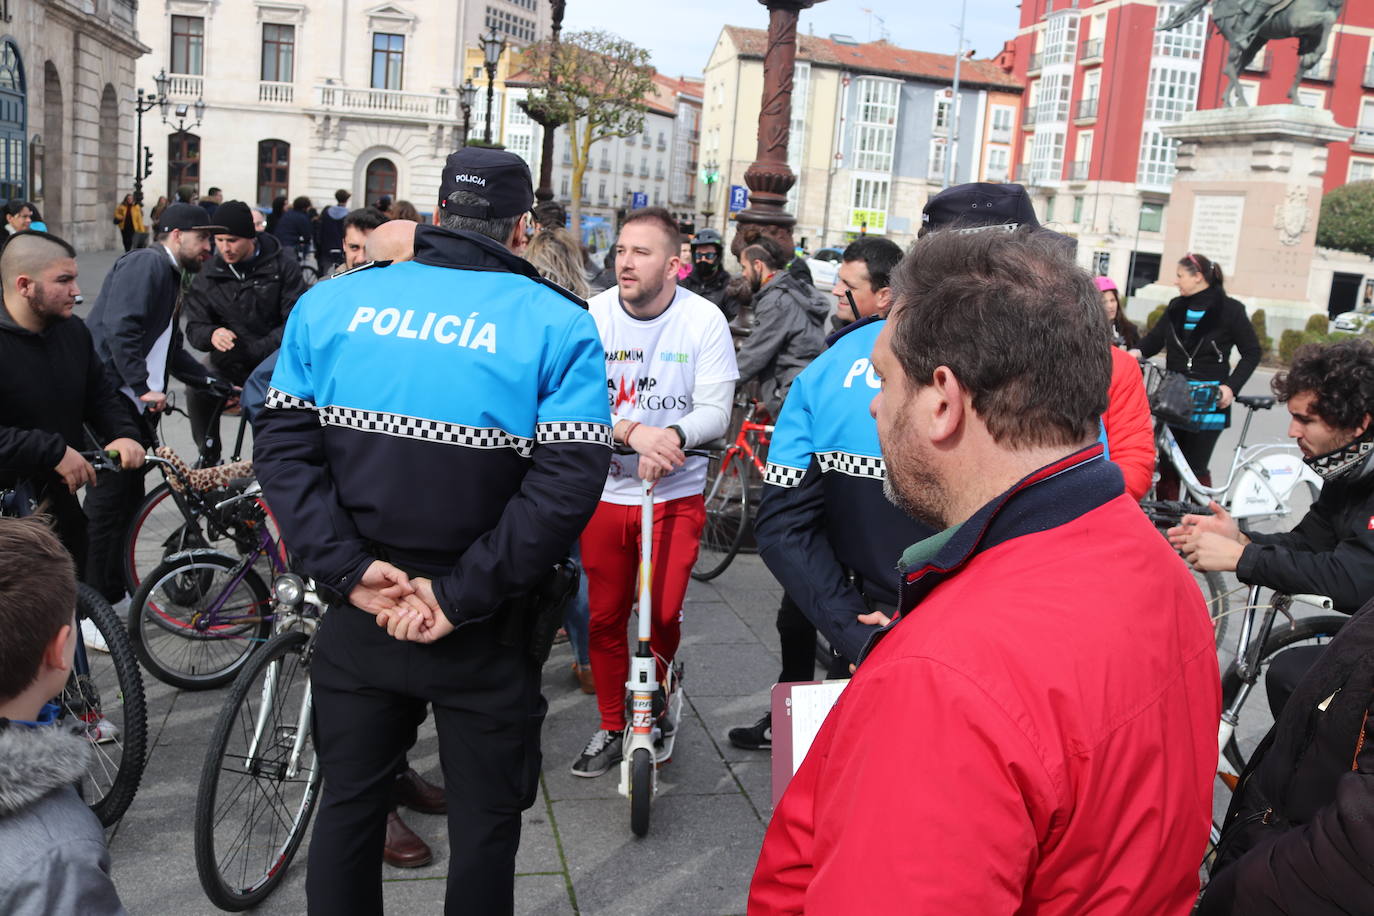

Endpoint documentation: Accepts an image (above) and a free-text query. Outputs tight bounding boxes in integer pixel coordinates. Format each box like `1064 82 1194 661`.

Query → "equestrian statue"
1159 0 1347 107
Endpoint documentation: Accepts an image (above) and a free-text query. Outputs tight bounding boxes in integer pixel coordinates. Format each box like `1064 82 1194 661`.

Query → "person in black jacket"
1133 252 1262 499
1173 338 1374 712
314 189 351 276
84 203 221 603
679 227 738 320
273 196 313 260
0 231 145 571
183 201 308 463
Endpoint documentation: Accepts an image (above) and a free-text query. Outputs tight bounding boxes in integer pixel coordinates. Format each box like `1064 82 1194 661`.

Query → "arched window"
365 157 396 208
167 131 200 198
0 41 27 201
258 139 289 207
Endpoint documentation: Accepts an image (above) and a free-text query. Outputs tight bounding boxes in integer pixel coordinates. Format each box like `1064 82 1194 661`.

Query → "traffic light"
142 146 153 180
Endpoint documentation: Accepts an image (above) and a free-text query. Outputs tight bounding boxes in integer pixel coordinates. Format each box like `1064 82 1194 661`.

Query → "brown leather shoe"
383 810 433 868
572 662 596 695
394 767 446 815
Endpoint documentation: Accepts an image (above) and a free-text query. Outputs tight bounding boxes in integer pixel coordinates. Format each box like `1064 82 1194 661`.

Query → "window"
1043 13 1079 65
506 131 533 164
170 15 205 75
1038 72 1071 121
1028 128 1065 184
257 139 289 206
990 105 1014 140
1144 65 1199 122
1137 129 1178 188
1139 202 1163 233
1350 159 1374 183
853 77 899 172
371 33 404 90
597 179 606 199
168 131 201 196
1154 1 1207 59
1045 195 1056 222
1297 88 1325 109
1075 130 1093 164
849 175 890 233
929 139 947 180
1072 195 1083 223
261 24 295 82
985 147 1010 181
365 157 397 207
485 6 536 43
933 96 952 133
560 174 570 197
1083 69 1100 102
788 61 810 213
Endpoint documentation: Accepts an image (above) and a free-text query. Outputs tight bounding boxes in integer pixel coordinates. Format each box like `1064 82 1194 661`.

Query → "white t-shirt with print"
588 285 739 505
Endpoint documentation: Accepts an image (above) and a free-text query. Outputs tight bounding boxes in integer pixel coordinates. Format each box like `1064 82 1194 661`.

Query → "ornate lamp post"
735 0 822 252
526 0 568 202
481 26 507 144
700 158 720 224
130 68 170 205
460 79 477 147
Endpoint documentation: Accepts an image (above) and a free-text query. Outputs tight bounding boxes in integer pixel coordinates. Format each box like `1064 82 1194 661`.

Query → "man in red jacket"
749 227 1220 914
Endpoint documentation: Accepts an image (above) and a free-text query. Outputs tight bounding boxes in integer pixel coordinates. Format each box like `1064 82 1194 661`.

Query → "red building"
1009 0 1374 303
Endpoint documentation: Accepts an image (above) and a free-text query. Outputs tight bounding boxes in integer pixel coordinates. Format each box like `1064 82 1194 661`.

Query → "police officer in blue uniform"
253 148 612 916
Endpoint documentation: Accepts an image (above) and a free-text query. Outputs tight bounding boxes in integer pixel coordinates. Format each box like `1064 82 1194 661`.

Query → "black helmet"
691 228 723 249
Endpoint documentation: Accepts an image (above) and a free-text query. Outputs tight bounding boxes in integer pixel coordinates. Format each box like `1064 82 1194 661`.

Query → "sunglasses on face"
695 250 719 261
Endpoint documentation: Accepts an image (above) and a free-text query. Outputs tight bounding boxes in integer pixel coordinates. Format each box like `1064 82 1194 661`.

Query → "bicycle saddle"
153 446 254 494
1233 395 1275 410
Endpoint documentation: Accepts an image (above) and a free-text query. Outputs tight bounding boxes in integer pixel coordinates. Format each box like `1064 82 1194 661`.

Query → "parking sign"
729 185 748 212
631 191 649 210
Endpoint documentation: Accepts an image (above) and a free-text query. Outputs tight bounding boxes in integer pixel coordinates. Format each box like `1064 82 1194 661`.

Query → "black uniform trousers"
305 603 546 916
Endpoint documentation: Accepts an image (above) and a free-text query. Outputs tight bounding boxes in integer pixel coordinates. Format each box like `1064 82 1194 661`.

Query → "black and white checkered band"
536 421 613 448
817 451 887 481
763 463 807 488
319 405 538 456
265 388 315 411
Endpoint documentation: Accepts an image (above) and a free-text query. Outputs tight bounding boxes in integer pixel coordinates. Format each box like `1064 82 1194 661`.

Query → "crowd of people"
3 155 1374 916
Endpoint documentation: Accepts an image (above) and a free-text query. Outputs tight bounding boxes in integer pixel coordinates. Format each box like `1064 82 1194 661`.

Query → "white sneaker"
79 712 121 744
80 619 110 653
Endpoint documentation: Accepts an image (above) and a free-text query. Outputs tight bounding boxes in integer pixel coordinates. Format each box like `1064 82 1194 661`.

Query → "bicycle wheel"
196 629 320 911
130 552 273 690
60 584 148 826
1197 569 1234 650
693 452 750 582
1218 614 1348 775
629 746 653 837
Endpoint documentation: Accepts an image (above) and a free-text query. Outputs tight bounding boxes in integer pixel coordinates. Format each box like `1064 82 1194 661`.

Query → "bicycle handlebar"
78 450 123 473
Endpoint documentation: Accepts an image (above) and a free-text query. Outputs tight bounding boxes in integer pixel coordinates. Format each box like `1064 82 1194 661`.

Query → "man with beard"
571 206 737 778
749 227 1220 914
0 231 145 575
679 228 737 320
84 203 222 606
733 235 828 419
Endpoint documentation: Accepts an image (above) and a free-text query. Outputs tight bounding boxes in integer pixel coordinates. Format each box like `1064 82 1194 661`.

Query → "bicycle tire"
64 584 148 827
629 747 653 837
129 552 273 690
1218 613 1348 775
1199 570 1231 650
196 629 320 911
692 452 750 582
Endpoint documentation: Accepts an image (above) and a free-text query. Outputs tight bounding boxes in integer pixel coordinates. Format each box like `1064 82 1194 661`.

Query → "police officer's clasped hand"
628 425 685 482
351 559 425 619
385 578 454 644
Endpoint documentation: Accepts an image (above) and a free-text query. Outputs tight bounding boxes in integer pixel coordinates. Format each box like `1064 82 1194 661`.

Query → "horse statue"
1158 0 1347 107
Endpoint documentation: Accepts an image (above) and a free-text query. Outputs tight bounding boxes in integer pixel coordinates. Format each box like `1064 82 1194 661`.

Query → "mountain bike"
127 478 284 690
194 569 326 910
1 450 148 826
693 397 773 581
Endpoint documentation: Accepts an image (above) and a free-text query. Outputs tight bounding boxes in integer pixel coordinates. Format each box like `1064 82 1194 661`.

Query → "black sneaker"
571 729 623 778
728 712 772 751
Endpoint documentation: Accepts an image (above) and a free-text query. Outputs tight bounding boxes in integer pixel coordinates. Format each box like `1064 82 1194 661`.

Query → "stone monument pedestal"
1135 105 1352 334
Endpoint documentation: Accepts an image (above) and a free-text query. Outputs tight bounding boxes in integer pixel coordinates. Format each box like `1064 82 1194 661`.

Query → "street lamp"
131 68 170 205
481 26 507 145
701 158 720 225
460 79 477 147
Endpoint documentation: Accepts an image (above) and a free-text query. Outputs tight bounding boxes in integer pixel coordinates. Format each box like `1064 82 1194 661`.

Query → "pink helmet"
1094 276 1118 293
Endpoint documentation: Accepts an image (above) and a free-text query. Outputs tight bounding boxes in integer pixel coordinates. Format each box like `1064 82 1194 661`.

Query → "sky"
558 0 1024 79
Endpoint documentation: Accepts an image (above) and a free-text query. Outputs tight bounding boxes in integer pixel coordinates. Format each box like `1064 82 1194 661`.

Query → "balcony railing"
1022 106 1036 128
639 166 649 177
314 85 457 121
1075 97 1099 121
1305 58 1336 82
258 81 294 104
1026 51 1043 74
1354 126 1374 152
1365 62 1374 89
990 126 1012 144
1079 38 1103 63
1068 160 1090 181
1243 50 1272 73
599 160 611 172
1015 163 1031 184
622 164 633 175
167 74 203 97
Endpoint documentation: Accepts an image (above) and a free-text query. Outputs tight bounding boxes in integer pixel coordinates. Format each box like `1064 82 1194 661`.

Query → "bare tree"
522 30 655 237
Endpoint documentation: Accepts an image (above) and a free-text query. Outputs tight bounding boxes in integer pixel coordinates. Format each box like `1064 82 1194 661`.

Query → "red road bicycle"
693 397 773 581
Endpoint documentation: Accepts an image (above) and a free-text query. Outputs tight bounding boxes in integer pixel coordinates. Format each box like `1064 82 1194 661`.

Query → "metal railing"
1076 97 1099 120
1243 50 1271 73
1079 38 1102 62
1068 160 1090 181
1365 62 1374 89
259 82 294 104
1027 52 1043 73
1305 58 1336 82
314 85 456 120
1022 106 1037 128
1354 127 1374 152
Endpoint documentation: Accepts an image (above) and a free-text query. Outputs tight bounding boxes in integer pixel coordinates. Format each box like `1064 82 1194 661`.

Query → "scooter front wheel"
629 747 653 837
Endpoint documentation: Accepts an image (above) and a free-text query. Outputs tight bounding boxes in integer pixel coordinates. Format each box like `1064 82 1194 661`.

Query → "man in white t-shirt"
572 206 738 777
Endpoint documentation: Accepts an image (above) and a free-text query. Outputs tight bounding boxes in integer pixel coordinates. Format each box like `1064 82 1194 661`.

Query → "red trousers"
579 494 705 732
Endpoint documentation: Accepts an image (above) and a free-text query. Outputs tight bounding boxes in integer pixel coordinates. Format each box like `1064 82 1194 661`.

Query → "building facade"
701 27 1022 252
134 1 550 214
2 0 147 252
1011 0 1374 314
